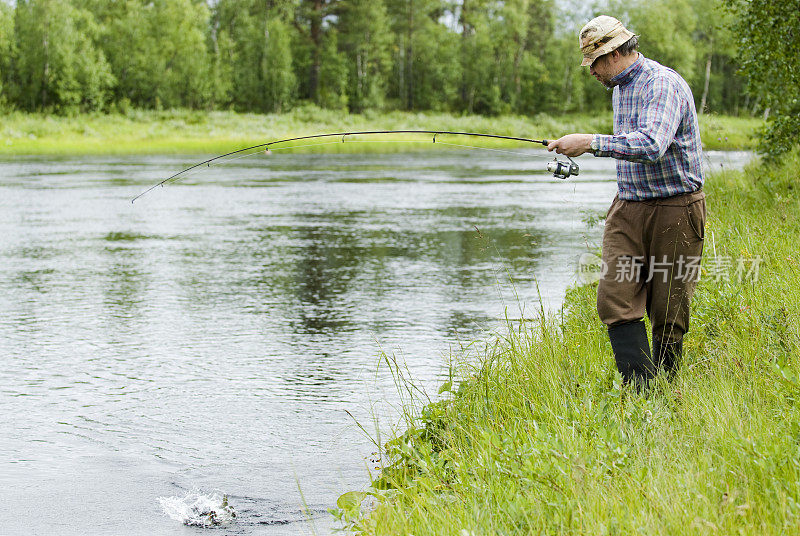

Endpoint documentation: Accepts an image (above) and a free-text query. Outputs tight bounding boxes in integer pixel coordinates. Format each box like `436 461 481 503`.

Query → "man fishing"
547 15 706 388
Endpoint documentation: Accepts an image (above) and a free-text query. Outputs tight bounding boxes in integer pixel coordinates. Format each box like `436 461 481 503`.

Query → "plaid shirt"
594 54 704 200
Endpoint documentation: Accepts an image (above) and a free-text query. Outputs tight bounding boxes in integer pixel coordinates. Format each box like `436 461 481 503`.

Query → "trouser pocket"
686 198 706 241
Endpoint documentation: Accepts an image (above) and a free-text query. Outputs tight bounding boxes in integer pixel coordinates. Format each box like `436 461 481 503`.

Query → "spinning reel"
547 156 580 179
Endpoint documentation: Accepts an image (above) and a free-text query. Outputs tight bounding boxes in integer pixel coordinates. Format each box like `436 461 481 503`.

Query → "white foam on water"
158 490 237 527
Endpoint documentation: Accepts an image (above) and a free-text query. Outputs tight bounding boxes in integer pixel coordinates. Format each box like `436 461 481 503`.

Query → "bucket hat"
579 15 636 67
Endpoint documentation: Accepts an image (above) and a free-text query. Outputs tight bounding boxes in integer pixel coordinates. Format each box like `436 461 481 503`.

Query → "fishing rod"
131 130 580 203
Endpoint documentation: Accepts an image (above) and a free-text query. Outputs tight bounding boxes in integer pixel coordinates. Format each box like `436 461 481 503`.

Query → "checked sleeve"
594 77 684 164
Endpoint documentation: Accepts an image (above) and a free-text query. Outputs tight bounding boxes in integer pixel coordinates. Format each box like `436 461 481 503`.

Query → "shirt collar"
611 53 644 87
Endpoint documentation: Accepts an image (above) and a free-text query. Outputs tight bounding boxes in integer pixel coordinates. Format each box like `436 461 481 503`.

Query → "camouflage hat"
579 15 636 67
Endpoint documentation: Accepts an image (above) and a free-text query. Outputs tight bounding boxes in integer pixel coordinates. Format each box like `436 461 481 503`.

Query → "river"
0 149 750 534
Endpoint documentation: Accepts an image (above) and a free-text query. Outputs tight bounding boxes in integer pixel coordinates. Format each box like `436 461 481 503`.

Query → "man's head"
579 16 639 87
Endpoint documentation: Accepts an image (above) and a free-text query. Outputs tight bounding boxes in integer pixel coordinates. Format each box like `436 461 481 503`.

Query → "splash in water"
158 490 237 527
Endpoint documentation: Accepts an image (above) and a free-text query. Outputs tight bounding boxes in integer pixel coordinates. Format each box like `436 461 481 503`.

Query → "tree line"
0 0 753 117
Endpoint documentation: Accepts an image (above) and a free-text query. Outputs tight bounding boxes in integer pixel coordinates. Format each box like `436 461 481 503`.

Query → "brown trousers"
597 189 706 343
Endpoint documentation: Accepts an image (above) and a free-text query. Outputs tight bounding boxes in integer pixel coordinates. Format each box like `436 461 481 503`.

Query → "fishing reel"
547 156 580 179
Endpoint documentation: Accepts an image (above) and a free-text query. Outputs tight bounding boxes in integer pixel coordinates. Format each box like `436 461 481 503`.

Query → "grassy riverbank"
0 107 759 155
336 153 800 534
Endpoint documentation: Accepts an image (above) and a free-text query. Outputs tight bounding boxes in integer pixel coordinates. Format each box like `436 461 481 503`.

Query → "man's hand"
547 134 594 157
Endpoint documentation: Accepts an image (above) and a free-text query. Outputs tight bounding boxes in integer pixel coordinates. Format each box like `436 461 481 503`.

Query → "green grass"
333 152 800 535
699 114 763 151
0 106 759 155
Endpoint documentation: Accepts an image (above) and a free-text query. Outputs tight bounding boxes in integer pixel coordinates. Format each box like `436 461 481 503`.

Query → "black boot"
653 337 682 379
608 320 655 389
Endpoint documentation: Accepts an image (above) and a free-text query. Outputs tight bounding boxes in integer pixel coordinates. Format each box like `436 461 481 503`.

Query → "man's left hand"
547 134 594 157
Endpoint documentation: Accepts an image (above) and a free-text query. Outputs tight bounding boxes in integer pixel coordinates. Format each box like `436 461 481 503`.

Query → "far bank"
0 107 760 156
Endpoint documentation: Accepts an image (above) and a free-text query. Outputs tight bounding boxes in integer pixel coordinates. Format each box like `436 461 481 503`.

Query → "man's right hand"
547 134 594 157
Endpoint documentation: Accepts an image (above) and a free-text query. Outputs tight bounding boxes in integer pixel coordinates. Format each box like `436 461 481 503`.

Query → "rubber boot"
608 320 655 389
653 337 682 380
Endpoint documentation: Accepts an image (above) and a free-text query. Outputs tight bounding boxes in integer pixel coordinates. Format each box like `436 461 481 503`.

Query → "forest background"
0 0 754 119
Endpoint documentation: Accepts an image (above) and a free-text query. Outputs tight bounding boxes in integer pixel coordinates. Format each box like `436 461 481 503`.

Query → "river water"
0 149 750 534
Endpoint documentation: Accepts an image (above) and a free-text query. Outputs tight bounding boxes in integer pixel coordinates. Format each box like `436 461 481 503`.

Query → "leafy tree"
294 0 340 103
491 0 567 115
208 2 234 109
0 1 14 107
691 0 735 113
84 0 213 109
262 16 296 112
531 32 609 116
456 0 484 113
456 0 532 115
491 0 535 113
386 0 456 110
336 0 390 112
407 19 460 111
622 0 698 81
315 28 348 109
13 0 114 112
729 0 800 157
516 1 587 115
0 0 758 117
214 0 297 112
453 0 561 115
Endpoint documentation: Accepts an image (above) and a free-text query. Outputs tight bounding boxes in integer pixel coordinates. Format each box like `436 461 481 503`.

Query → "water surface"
0 149 750 534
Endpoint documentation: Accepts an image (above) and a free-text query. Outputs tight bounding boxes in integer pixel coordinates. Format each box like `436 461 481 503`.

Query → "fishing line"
153 140 439 188
262 140 345 152
156 150 268 185
265 139 436 152
433 141 532 157
207 140 348 168
131 130 580 203
191 139 438 174
211 149 271 166
188 139 533 182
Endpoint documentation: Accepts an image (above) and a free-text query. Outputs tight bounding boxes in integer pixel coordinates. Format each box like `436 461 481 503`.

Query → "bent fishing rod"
131 130 580 203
